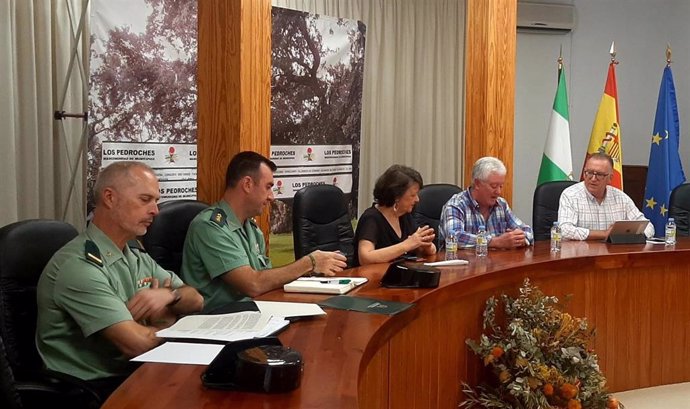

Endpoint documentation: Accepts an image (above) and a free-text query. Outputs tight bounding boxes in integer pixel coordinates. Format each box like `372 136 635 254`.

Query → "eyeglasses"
583 170 610 181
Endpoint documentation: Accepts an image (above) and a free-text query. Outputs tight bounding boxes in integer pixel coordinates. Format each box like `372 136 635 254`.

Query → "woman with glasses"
557 152 654 240
354 165 436 266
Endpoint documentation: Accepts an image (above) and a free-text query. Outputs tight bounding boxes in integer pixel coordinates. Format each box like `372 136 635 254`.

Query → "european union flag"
643 65 686 236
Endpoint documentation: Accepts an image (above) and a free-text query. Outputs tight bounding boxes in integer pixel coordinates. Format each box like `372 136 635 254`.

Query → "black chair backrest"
0 334 21 409
142 199 208 274
669 183 690 236
0 219 78 378
292 185 354 267
532 180 577 241
412 183 462 247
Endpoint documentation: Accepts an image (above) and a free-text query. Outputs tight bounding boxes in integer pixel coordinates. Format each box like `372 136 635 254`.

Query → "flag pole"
557 45 563 81
609 41 618 64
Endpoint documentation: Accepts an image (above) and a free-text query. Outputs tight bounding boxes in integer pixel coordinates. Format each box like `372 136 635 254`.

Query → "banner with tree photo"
88 0 197 213
270 7 365 234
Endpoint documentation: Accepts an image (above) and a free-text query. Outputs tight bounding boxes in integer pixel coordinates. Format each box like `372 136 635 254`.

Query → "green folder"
318 295 414 316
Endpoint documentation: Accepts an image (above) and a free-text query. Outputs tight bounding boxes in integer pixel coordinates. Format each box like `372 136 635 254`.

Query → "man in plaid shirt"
558 153 654 241
439 157 533 249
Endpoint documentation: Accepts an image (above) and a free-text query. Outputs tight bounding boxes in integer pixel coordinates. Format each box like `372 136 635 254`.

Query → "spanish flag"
581 62 623 189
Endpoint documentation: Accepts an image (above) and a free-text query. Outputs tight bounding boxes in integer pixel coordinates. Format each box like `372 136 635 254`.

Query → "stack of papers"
284 277 368 295
156 311 289 343
136 302 327 365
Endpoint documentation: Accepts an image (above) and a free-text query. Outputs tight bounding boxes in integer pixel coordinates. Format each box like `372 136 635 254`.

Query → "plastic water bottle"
550 221 561 252
445 230 457 260
665 217 677 246
476 225 488 257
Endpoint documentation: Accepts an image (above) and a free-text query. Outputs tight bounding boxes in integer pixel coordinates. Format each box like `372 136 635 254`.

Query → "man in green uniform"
36 161 204 400
181 151 347 313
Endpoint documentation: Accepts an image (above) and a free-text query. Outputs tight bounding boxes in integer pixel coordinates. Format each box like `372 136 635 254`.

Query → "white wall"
514 0 690 224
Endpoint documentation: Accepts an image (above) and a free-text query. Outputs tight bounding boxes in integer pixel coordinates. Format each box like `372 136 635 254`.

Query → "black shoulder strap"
210 208 227 226
84 240 103 267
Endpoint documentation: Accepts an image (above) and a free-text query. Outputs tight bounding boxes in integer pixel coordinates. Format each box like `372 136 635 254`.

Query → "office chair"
292 185 355 267
412 183 462 247
142 199 208 274
669 183 690 236
0 219 101 408
532 180 576 241
0 333 21 409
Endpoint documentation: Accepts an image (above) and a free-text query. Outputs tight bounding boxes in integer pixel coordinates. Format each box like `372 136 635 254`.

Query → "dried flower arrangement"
460 279 623 409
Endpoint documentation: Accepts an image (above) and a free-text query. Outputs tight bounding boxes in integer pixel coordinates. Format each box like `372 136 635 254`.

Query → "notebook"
283 277 368 295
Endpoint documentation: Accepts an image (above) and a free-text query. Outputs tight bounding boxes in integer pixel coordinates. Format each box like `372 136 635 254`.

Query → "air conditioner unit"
517 2 576 33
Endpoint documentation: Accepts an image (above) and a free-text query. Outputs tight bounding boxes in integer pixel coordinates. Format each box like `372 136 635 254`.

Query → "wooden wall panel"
464 0 517 202
197 0 272 232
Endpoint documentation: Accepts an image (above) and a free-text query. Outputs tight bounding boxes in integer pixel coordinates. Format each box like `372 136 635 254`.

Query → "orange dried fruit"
491 346 504 358
567 399 582 409
560 383 578 399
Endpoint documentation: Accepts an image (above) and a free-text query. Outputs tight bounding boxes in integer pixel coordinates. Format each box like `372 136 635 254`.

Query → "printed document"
156 311 288 342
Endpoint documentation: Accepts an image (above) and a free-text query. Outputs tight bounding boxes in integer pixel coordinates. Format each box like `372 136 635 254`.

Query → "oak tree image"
270 8 365 233
87 0 197 210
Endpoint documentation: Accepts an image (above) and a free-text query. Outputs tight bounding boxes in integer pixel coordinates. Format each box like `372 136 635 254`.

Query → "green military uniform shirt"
181 200 271 313
36 223 183 381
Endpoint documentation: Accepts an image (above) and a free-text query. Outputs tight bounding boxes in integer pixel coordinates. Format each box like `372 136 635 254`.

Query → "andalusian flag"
537 65 572 185
581 61 623 189
643 64 685 236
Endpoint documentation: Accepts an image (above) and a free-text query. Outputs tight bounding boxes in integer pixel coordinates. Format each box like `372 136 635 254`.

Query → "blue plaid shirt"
438 188 533 248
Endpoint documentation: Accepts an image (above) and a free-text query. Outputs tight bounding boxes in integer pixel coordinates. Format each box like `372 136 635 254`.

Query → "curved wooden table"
103 240 690 409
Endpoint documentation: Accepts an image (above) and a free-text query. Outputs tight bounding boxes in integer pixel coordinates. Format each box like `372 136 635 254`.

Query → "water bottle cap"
552 221 559 226
669 217 675 222
478 225 485 229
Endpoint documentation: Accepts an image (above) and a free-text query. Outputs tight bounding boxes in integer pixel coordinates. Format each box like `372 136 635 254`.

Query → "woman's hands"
404 225 436 252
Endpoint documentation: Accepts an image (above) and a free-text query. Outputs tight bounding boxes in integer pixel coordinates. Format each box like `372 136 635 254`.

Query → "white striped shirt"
557 182 654 240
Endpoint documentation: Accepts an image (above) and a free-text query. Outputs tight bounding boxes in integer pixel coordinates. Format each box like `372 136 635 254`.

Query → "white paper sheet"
254 301 326 318
131 342 224 365
424 259 469 267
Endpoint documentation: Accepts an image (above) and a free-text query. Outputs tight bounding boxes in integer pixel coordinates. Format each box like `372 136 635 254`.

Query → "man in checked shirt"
558 153 654 240
438 156 534 250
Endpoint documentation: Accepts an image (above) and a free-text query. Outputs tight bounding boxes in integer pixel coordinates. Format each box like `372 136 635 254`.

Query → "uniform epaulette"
210 208 227 226
84 240 103 267
127 239 146 252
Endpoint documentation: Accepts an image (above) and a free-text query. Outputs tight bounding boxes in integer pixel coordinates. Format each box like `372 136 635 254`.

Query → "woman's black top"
353 205 417 266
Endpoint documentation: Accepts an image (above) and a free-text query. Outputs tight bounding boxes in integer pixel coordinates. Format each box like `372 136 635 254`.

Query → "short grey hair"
471 157 507 182
93 161 155 203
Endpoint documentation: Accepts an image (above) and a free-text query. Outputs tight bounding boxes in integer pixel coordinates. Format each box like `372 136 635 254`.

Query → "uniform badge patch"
84 240 103 267
210 208 227 226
